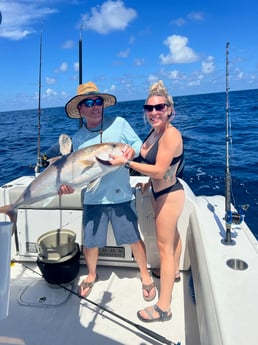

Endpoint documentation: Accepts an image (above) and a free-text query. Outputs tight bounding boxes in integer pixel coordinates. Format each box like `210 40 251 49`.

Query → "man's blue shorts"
82 201 141 248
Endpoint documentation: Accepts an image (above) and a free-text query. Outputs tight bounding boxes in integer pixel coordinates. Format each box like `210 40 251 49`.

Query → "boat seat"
135 178 193 271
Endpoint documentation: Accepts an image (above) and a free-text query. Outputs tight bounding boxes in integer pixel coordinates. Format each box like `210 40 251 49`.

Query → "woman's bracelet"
124 160 131 169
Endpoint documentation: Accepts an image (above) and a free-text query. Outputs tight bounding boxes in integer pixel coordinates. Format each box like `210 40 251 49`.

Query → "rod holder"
221 229 236 245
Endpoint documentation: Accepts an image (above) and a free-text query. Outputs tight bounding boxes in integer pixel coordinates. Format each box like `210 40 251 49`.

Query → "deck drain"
226 258 248 270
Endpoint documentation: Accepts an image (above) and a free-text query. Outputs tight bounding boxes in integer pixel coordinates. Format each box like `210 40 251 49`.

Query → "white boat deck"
0 262 199 345
1 176 258 345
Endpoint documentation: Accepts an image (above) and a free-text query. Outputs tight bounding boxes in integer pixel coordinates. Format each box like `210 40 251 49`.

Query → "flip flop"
137 304 172 323
79 274 98 297
142 281 156 301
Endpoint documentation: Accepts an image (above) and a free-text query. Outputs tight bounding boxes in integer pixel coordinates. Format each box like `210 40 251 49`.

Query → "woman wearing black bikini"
110 80 185 322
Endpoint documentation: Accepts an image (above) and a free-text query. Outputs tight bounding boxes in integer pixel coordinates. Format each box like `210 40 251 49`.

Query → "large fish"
0 141 129 224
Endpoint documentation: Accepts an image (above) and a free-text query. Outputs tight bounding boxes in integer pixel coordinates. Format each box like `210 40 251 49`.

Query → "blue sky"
0 0 258 111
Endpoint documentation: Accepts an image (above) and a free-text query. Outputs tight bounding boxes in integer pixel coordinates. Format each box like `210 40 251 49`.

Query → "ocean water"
1 89 257 239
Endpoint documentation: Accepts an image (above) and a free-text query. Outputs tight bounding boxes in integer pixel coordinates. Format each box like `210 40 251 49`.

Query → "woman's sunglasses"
81 98 104 107
143 103 168 112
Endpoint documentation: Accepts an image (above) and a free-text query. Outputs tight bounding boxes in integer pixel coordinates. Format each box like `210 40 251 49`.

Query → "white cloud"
118 48 130 58
188 79 201 87
134 58 144 67
62 40 74 49
160 35 199 64
74 62 79 72
248 74 256 83
202 56 215 74
237 71 244 79
129 36 135 44
103 84 116 94
81 0 137 34
55 62 68 73
187 12 204 21
60 90 68 98
46 77 56 84
171 17 186 27
110 84 116 92
167 69 180 80
148 75 158 83
0 1 57 40
171 11 204 27
234 67 244 80
45 88 57 97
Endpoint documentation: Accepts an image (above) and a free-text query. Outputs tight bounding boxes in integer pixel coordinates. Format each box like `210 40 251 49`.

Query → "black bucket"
37 229 76 262
37 243 80 285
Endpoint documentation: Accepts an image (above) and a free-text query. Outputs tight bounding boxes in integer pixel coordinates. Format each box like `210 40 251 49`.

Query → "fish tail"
0 205 17 233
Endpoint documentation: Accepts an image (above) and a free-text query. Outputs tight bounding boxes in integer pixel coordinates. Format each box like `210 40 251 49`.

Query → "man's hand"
58 184 74 196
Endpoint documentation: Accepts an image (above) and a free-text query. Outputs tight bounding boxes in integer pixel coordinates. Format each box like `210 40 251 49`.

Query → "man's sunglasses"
81 98 104 107
143 103 168 112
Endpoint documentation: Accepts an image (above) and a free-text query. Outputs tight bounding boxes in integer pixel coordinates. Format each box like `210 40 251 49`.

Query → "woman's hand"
108 155 126 166
58 184 74 196
109 145 135 166
122 146 135 160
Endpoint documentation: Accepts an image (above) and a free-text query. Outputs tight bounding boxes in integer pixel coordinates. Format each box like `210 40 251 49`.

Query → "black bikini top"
138 129 184 177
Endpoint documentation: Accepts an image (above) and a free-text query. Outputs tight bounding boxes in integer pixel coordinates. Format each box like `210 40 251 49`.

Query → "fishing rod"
35 29 43 175
223 42 243 245
20 261 180 345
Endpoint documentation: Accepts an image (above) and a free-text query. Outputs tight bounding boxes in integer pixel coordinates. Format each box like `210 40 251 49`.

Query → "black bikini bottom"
151 179 184 200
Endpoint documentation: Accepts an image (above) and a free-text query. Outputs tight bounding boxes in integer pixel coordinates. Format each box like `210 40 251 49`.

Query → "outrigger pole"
79 25 83 85
223 42 242 245
79 26 83 128
35 29 43 175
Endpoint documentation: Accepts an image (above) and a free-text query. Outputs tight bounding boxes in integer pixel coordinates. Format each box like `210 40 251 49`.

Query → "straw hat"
65 81 117 119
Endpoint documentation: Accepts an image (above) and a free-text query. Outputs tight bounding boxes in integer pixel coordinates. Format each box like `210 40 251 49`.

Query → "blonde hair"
146 80 174 106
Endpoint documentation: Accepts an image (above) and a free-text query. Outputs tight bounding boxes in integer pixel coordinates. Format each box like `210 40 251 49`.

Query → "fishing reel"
29 154 49 173
41 154 50 168
225 210 244 225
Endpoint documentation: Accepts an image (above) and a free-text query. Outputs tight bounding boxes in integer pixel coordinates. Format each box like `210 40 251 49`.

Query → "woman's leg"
137 189 184 320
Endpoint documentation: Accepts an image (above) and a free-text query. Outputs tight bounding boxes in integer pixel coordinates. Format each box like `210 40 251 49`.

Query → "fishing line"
18 261 180 345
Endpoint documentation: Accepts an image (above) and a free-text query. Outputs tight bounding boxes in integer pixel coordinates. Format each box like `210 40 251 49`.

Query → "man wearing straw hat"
59 82 156 301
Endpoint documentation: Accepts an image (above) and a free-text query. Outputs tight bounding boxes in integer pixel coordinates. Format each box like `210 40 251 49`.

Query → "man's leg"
79 247 99 297
131 240 156 300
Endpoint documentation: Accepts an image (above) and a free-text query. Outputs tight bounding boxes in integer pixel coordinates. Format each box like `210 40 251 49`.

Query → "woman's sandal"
175 271 181 282
152 269 181 282
142 281 156 301
137 304 172 323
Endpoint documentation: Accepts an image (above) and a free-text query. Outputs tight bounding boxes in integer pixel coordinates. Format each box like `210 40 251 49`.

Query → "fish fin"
80 160 95 168
41 196 56 207
86 178 101 192
59 134 72 155
95 156 112 166
47 156 62 165
0 204 17 234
